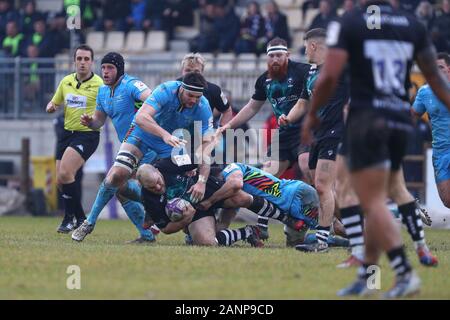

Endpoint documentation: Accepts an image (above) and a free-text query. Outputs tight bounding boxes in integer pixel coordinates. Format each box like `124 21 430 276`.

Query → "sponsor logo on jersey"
66 94 87 108
133 80 148 91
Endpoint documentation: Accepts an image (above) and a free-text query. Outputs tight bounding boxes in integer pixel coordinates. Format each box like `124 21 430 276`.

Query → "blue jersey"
413 84 450 155
96 74 149 142
222 163 301 214
131 81 213 158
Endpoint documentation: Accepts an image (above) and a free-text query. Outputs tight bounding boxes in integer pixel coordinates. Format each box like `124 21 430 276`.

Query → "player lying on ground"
137 161 267 247
196 162 349 248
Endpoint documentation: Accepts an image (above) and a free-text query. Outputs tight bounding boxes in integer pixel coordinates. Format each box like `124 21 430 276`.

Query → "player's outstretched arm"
279 99 308 126
219 106 233 126
217 99 265 134
80 110 107 129
416 47 450 110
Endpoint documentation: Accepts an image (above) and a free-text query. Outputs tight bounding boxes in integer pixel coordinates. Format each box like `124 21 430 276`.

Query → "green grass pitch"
0 216 449 299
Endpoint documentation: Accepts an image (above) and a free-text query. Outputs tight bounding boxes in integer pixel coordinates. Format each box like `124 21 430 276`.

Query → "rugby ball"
165 198 189 222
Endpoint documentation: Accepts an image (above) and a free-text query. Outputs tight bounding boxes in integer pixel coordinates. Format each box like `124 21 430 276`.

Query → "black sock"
248 195 285 221
340 205 365 248
357 263 374 281
398 201 424 243
62 181 85 222
387 246 412 278
216 227 247 246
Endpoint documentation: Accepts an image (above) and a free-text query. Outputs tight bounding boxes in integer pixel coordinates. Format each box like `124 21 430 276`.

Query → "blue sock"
119 180 142 202
122 200 155 240
86 182 118 225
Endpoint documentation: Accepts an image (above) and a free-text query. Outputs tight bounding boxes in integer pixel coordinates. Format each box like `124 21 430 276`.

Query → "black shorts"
308 137 340 170
268 129 310 165
56 129 100 161
191 209 217 223
345 109 412 172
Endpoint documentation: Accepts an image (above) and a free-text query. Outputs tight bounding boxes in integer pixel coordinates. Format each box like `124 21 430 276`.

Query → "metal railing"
0 56 268 119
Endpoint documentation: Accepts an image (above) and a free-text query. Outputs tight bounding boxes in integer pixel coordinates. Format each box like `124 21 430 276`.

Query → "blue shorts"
289 182 319 228
433 152 450 183
140 150 158 165
123 124 172 159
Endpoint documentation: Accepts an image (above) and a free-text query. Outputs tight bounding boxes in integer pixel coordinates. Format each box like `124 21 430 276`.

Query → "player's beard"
267 59 289 80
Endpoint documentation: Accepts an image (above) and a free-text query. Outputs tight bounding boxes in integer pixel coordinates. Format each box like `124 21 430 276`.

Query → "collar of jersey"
74 72 94 89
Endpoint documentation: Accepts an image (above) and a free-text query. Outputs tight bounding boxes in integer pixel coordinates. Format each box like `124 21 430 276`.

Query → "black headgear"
101 52 125 82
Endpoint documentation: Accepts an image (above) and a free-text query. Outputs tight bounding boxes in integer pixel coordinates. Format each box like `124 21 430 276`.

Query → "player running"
74 52 156 244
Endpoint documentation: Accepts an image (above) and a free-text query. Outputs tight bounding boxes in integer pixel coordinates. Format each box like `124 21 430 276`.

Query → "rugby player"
303 0 450 297
75 52 156 243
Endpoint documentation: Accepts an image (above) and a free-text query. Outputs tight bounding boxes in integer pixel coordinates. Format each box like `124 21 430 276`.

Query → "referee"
46 44 103 233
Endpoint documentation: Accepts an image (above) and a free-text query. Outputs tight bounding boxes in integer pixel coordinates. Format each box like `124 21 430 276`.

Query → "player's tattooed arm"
416 46 450 111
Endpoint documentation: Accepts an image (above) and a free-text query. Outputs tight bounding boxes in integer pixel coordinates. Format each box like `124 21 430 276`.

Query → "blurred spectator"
213 3 240 52
163 0 196 40
264 1 290 47
46 12 69 53
234 1 267 55
126 0 147 31
300 0 320 23
432 0 450 51
0 0 20 43
415 1 435 30
2 20 25 57
341 0 354 14
95 0 130 31
26 17 55 57
307 0 336 31
19 0 44 35
23 44 41 111
189 3 217 52
143 0 165 31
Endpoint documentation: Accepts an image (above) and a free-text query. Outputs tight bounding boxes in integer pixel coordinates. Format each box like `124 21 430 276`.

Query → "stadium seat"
36 0 63 13
105 31 125 52
124 31 145 53
199 53 215 70
286 8 303 31
174 26 199 40
292 31 305 51
216 53 235 71
169 40 190 53
86 32 105 52
236 53 257 71
145 31 167 52
275 0 298 9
